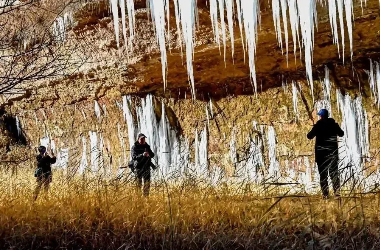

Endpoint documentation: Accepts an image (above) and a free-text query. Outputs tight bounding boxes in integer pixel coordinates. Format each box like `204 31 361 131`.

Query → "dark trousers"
135 169 151 196
317 151 340 197
34 174 52 200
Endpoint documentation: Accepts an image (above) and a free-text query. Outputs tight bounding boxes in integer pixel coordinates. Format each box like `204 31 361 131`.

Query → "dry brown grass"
1 169 380 250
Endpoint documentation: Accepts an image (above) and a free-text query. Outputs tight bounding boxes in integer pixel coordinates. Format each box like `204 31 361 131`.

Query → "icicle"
89 131 99 172
239 0 260 94
297 0 316 99
280 0 289 63
119 0 128 48
110 0 120 48
173 0 184 61
15 116 21 137
344 0 353 59
79 136 88 175
206 105 210 129
235 0 246 62
328 0 340 55
209 99 214 117
337 0 345 62
99 134 104 171
218 0 227 62
267 126 280 179
288 0 300 62
50 140 56 154
102 104 107 117
225 0 235 59
149 0 168 89
175 0 197 98
40 136 49 148
122 95 136 150
199 126 209 176
292 81 299 121
376 62 380 108
272 0 283 51
337 91 369 182
94 100 101 120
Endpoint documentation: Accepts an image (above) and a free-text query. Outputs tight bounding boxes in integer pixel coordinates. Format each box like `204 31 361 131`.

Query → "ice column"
79 136 88 175
337 91 369 181
315 66 332 115
55 148 69 169
89 131 99 172
149 0 168 89
239 0 260 93
94 100 101 120
267 126 280 179
174 0 197 98
110 0 135 48
122 95 136 150
40 136 49 149
15 116 21 137
292 81 299 121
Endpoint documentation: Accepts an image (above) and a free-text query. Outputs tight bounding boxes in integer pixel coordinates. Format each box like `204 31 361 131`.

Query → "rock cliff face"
1 0 380 184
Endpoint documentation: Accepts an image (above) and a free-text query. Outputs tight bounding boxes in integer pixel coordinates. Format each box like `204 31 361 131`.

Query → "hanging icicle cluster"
109 0 135 50
107 0 362 99
368 59 380 108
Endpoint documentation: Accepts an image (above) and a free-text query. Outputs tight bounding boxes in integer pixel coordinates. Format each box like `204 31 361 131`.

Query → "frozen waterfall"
337 91 370 182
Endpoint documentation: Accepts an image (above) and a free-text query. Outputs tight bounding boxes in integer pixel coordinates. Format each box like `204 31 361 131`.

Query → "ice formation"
40 136 49 149
55 148 69 169
79 136 88 175
240 0 261 93
368 59 380 107
110 0 135 48
122 96 136 150
50 140 56 154
52 12 73 42
173 0 197 98
337 91 369 182
89 131 99 172
315 66 332 116
122 94 189 178
267 126 280 179
15 116 21 137
149 0 168 89
194 127 209 178
94 100 101 120
292 81 299 121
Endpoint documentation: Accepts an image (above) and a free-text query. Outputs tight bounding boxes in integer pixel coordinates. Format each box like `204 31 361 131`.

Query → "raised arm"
49 155 57 164
307 126 317 139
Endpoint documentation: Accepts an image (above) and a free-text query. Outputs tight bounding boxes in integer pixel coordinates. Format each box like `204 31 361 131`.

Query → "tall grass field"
0 168 380 249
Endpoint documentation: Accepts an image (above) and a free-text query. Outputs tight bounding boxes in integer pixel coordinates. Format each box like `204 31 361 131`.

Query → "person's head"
317 109 329 119
137 133 147 145
38 145 46 155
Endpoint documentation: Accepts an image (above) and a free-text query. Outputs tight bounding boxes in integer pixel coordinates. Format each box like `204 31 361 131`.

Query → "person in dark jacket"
129 133 156 196
307 109 344 199
34 145 56 200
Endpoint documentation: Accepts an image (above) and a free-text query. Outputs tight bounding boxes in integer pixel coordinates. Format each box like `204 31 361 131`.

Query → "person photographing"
307 109 344 199
129 133 156 196
34 145 56 200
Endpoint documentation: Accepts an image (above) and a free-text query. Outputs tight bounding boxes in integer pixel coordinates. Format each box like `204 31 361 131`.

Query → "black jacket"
37 154 56 175
307 118 344 157
130 141 155 171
